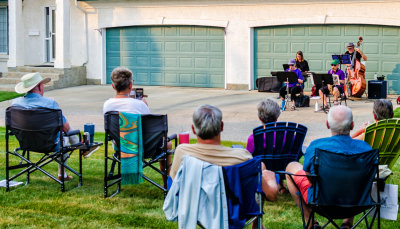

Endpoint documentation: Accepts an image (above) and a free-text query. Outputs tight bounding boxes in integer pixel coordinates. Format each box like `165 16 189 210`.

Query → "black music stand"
276 71 299 111
313 74 333 113
332 54 351 70
282 64 289 71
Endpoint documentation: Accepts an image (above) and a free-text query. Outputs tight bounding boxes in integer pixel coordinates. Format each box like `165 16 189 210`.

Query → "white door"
44 7 56 63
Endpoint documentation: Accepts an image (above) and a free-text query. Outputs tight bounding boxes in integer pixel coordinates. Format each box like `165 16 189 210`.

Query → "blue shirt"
303 135 372 202
12 93 67 123
285 68 303 88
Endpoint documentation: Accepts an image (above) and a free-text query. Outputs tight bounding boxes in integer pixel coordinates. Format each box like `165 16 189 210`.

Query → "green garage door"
106 26 225 88
254 25 400 94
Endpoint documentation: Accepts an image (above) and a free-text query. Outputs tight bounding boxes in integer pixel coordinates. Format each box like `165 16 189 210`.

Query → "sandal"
334 100 339 106
340 222 353 229
313 221 322 229
291 105 296 111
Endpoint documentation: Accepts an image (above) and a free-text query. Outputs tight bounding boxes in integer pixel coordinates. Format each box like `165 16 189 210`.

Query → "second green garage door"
254 25 400 93
106 26 225 88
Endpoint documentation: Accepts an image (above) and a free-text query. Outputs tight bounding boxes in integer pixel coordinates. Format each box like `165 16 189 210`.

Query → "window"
0 7 8 54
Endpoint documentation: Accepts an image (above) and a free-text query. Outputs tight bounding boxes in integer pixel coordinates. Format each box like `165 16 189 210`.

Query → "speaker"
368 80 387 99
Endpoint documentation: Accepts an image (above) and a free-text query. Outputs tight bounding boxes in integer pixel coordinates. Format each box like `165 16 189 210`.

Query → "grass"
394 107 400 118
0 91 23 102
0 127 399 228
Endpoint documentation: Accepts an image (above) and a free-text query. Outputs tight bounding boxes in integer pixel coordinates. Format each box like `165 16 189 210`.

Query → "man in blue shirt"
285 105 372 229
279 59 304 111
12 72 77 181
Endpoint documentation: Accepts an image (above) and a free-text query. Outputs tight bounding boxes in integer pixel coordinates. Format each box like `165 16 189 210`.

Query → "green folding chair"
364 118 400 169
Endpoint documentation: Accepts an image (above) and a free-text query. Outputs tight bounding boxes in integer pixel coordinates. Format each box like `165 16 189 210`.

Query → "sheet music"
332 74 339 86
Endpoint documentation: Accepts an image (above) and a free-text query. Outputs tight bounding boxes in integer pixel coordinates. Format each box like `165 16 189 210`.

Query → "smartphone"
135 88 144 100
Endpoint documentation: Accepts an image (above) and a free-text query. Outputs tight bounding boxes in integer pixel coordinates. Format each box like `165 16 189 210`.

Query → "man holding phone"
103 67 171 187
103 68 149 114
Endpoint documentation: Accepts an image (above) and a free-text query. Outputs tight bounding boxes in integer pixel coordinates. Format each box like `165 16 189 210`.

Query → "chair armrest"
275 170 317 178
65 129 81 136
167 134 178 149
167 134 177 142
231 145 245 149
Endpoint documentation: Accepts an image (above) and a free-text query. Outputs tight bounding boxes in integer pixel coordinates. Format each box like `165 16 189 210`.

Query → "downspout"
74 0 88 66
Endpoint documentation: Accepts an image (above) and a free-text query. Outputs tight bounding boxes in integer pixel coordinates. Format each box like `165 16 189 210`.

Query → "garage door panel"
254 25 400 93
383 28 398 36
136 72 150 83
291 27 305 36
274 28 289 36
367 61 379 72
309 43 323 53
364 27 380 36
383 43 398 54
364 43 379 54
326 43 341 53
274 43 288 53
327 26 342 36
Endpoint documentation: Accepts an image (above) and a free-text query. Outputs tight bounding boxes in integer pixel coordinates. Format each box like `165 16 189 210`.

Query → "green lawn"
395 107 400 118
0 91 23 102
0 128 399 228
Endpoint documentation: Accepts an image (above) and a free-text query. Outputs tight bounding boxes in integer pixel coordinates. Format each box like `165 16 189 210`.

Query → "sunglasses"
289 64 295 66
331 64 337 66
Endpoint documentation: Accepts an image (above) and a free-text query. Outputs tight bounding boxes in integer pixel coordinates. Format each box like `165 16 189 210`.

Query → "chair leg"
60 152 65 192
79 149 83 187
27 151 30 184
6 148 10 192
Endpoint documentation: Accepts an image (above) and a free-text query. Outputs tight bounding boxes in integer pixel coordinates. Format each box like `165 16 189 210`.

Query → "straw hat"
15 72 51 94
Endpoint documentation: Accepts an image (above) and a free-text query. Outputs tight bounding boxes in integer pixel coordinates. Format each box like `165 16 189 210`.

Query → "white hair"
327 105 353 135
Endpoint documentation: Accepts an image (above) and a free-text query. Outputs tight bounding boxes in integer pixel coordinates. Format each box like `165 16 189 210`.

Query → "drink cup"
84 123 95 144
178 132 190 145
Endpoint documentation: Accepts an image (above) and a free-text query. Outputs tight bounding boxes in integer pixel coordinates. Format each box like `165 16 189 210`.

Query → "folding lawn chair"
5 106 83 192
103 111 177 198
252 122 307 180
163 156 264 229
280 148 381 229
364 118 400 169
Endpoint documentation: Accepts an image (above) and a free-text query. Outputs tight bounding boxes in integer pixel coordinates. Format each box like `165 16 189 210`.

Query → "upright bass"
346 37 366 98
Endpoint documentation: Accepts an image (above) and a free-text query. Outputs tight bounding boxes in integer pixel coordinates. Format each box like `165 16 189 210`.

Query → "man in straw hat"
12 72 78 181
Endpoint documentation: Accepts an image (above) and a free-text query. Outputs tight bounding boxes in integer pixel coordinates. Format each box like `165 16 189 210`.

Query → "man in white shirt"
103 67 171 186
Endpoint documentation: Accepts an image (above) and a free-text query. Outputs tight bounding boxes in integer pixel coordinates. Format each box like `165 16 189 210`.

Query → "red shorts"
292 170 311 204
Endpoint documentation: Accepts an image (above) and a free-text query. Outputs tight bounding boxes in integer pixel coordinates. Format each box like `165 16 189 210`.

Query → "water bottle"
281 100 286 111
374 72 378 80
315 101 319 112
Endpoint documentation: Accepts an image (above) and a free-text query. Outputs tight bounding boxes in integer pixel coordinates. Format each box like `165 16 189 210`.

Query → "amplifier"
368 80 387 99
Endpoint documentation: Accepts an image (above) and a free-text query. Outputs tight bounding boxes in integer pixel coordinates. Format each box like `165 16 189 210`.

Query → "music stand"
276 71 299 111
313 74 334 113
332 54 351 70
282 64 289 71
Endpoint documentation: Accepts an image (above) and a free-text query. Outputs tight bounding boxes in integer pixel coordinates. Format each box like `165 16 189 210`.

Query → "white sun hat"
15 72 51 94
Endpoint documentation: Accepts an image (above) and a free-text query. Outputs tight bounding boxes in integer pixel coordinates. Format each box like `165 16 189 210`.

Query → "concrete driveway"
1 85 397 146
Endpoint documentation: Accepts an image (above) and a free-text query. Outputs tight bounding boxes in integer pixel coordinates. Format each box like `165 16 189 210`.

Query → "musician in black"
345 42 367 62
295 51 309 72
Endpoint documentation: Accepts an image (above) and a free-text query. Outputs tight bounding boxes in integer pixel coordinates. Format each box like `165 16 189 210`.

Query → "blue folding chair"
164 156 264 229
223 155 264 229
281 149 381 229
252 122 307 175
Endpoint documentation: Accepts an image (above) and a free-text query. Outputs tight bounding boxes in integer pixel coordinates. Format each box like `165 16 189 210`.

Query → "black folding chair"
280 149 381 229
5 106 82 192
104 111 177 198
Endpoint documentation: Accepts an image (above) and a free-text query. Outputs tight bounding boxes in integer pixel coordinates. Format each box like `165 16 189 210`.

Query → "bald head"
327 105 354 135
